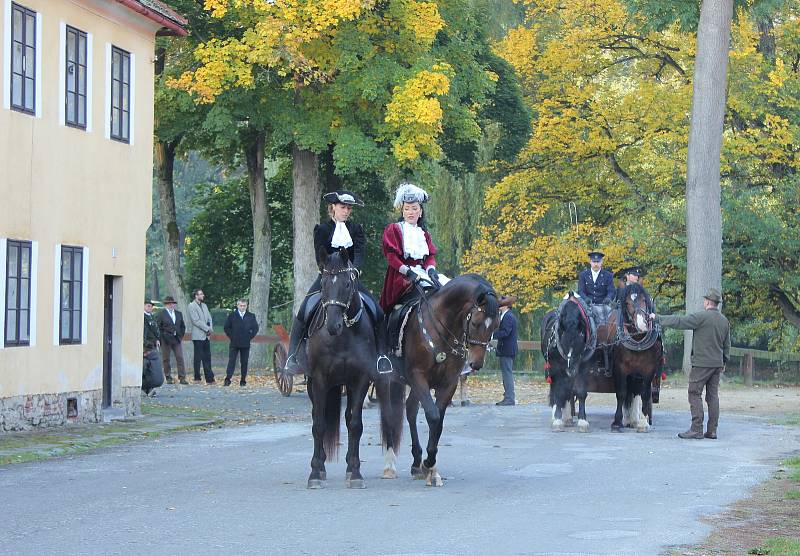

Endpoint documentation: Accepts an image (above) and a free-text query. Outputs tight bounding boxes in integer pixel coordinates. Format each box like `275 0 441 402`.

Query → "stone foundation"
0 387 141 432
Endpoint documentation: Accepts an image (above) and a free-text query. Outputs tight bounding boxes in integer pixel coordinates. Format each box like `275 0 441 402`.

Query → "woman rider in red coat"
379 183 440 312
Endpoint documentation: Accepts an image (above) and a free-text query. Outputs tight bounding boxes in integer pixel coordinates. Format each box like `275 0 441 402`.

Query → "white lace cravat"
401 222 429 260
331 221 353 248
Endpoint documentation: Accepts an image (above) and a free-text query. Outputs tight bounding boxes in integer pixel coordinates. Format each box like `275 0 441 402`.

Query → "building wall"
0 0 162 429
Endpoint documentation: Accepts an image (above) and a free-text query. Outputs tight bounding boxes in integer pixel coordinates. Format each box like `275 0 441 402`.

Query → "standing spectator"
156 296 188 385
188 288 215 384
653 288 731 439
495 295 519 406
223 299 259 386
142 299 164 396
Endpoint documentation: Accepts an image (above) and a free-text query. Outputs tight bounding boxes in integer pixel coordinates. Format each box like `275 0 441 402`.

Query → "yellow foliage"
384 67 451 161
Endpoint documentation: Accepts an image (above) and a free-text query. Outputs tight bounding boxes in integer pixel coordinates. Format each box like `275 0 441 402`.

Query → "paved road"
2 401 798 556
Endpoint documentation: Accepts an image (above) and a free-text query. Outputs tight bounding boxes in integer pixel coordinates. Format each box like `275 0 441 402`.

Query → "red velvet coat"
379 222 437 311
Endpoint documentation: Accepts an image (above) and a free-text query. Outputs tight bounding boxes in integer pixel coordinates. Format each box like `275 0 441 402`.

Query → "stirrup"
376 354 394 375
283 353 301 375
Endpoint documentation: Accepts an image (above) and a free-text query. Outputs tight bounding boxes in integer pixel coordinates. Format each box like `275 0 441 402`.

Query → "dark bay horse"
378 274 499 486
612 283 663 432
285 250 381 489
541 292 594 432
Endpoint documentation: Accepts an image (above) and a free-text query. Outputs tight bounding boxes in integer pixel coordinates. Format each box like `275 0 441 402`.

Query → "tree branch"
770 286 800 328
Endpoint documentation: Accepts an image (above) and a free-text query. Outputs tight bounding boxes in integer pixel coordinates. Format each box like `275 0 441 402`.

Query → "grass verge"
748 538 800 555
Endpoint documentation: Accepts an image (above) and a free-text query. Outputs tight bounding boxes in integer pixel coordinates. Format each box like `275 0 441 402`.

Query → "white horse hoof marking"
552 419 564 432
577 419 590 433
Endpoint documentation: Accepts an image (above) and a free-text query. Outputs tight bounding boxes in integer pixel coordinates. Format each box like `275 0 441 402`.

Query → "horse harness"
415 284 495 364
545 295 598 366
313 265 363 332
617 297 662 351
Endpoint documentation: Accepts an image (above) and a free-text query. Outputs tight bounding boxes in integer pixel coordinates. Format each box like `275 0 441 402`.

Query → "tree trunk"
245 131 271 369
682 0 734 374
291 144 321 317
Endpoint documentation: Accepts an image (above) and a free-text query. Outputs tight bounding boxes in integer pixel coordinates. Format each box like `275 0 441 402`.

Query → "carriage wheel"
273 343 293 397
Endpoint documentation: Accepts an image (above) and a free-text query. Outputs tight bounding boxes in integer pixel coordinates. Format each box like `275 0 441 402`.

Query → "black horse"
541 292 594 432
282 249 382 489
378 274 499 486
612 283 663 432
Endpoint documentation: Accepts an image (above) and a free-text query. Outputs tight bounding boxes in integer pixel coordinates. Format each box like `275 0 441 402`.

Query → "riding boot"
375 319 394 376
284 314 307 375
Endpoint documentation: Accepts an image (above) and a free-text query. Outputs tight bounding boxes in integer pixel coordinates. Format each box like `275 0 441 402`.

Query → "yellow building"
0 0 186 430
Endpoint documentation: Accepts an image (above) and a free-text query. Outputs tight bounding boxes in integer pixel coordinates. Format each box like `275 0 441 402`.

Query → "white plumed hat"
393 182 429 209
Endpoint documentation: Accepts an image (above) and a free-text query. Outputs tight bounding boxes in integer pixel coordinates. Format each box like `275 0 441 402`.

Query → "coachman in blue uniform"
577 251 615 304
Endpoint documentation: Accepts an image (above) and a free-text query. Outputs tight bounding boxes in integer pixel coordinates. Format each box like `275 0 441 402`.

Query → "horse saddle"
387 295 422 356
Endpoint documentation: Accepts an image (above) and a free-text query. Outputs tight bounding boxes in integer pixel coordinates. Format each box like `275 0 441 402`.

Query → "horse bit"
320 266 362 328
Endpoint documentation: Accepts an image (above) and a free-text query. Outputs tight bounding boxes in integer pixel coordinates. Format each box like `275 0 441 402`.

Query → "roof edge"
114 0 188 37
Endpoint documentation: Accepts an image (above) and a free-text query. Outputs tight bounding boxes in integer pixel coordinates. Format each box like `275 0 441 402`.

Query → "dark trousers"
499 356 516 402
142 349 164 393
226 346 250 382
161 340 186 380
192 339 214 381
687 366 723 434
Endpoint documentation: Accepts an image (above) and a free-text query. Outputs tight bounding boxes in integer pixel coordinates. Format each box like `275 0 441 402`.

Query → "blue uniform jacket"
577 268 615 304
494 309 518 358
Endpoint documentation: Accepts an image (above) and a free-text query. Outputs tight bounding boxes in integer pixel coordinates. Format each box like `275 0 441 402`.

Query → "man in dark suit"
577 251 615 304
142 299 164 396
156 296 188 385
223 299 260 386
494 295 519 406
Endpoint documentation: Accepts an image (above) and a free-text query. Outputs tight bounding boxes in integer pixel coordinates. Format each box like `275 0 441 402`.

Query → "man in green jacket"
652 288 731 440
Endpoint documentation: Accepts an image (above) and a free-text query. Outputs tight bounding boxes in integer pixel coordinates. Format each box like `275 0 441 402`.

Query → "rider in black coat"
284 190 392 377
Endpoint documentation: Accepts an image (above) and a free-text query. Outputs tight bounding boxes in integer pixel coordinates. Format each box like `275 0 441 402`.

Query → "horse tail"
323 385 342 460
379 380 405 452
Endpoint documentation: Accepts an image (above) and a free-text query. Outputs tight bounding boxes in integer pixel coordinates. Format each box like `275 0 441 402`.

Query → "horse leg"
611 368 626 431
575 376 589 433
635 376 652 433
406 391 424 478
376 379 403 479
564 396 575 427
308 379 328 488
345 379 369 488
421 384 455 487
408 374 439 478
550 376 567 432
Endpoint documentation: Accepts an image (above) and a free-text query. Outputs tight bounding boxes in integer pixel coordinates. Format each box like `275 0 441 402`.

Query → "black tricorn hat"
323 190 365 207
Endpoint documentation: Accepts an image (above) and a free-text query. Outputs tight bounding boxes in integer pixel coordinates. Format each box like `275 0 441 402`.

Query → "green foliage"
749 538 800 556
183 161 294 315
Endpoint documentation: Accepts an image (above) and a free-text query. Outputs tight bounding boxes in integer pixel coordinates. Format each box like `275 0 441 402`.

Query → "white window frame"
105 43 134 144
53 244 88 346
0 237 37 349
59 22 93 130
2 1 42 116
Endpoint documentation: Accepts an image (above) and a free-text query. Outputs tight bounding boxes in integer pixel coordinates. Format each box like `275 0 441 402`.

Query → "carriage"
272 324 294 397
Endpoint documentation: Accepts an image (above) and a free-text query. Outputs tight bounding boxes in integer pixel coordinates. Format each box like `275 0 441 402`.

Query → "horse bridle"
320 265 362 328
417 291 495 363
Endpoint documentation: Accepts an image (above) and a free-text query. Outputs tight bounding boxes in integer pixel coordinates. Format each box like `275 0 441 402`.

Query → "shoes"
239 381 246 387
206 378 216 384
284 354 302 375
179 378 189 385
193 377 202 382
461 400 472 407
704 431 717 439
677 430 703 439
165 377 175 384
495 399 515 406
223 378 231 386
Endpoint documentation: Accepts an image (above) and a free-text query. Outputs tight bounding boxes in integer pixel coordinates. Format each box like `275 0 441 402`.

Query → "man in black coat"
494 295 519 406
577 251 615 304
142 300 164 396
223 299 259 386
156 296 188 385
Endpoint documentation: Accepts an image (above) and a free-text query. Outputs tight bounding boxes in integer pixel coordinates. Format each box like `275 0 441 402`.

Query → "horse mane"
325 249 351 272
436 273 499 318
